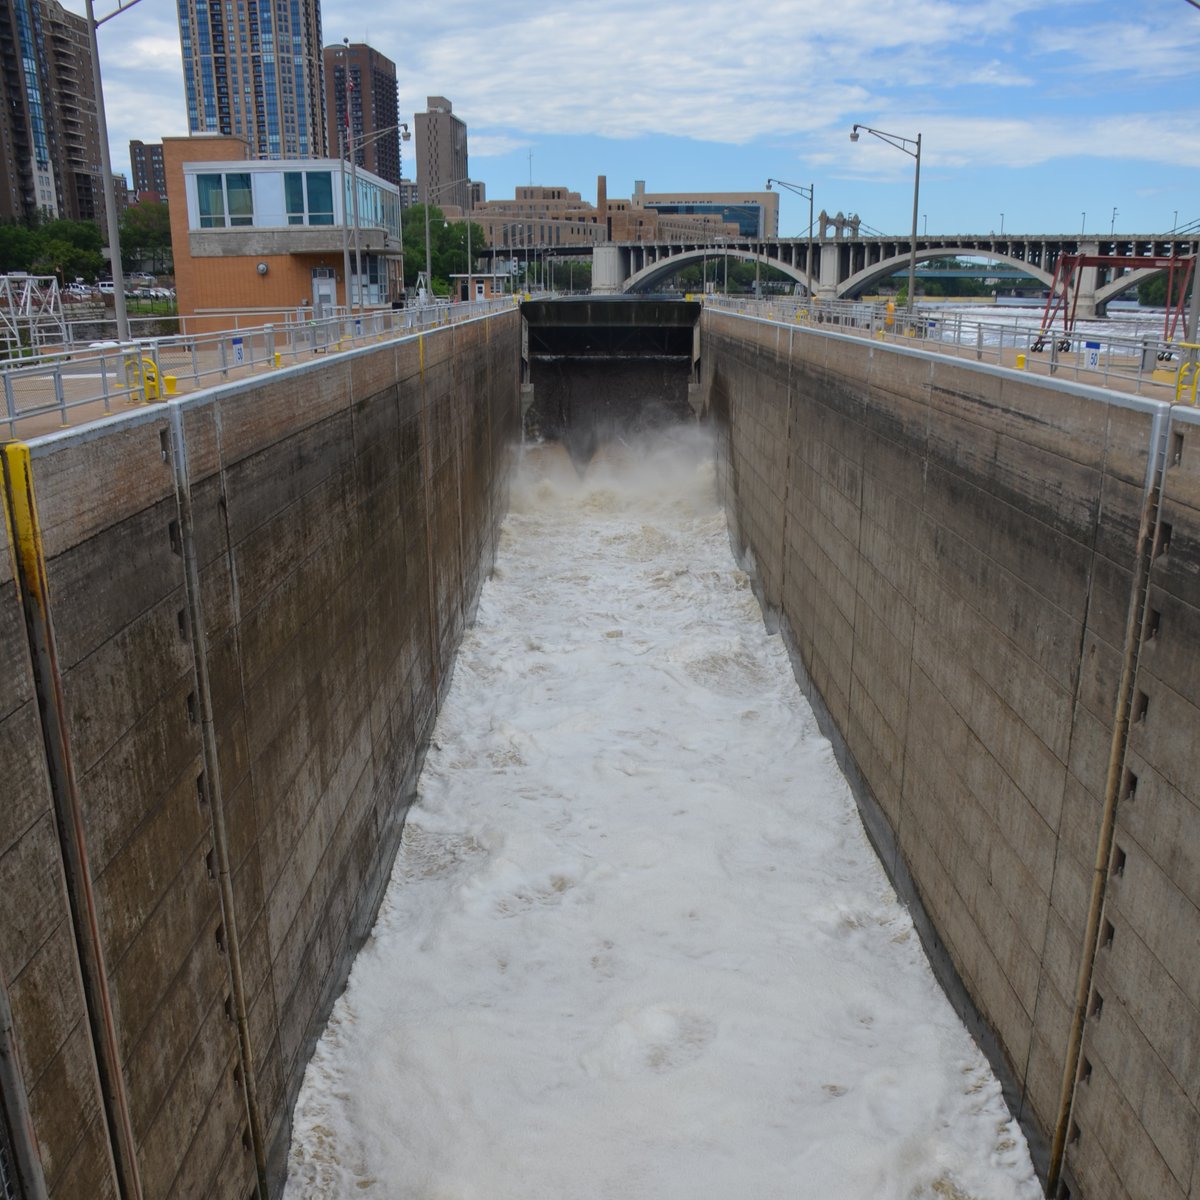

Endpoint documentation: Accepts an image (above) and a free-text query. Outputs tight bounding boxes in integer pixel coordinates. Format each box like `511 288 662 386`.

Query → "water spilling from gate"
283 428 1040 1200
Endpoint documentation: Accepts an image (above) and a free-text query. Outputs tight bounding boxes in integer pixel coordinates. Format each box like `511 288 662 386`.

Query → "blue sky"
74 0 1200 238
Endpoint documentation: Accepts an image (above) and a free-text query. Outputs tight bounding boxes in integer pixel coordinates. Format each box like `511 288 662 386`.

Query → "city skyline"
63 0 1200 239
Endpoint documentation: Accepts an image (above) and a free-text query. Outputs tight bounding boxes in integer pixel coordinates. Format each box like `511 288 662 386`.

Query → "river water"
283 429 1041 1200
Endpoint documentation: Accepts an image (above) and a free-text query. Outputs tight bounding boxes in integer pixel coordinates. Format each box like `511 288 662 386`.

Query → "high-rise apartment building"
177 0 326 159
130 139 168 200
323 42 401 186
414 96 468 211
0 0 102 224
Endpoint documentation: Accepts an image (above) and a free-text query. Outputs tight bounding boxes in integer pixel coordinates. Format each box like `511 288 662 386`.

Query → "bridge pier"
593 245 629 294
817 242 840 303
1071 242 1105 319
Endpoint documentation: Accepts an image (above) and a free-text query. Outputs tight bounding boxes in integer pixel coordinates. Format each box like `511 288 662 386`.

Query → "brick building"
163 133 404 331
323 42 403 186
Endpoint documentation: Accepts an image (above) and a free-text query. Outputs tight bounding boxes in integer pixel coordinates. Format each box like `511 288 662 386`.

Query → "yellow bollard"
1016 353 1026 370
274 351 281 368
164 375 177 395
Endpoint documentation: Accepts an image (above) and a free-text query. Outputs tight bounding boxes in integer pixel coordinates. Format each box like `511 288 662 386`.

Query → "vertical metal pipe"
4 374 17 438
1046 410 1170 1196
0 444 144 1200
906 134 921 313
83 0 128 342
166 409 268 1196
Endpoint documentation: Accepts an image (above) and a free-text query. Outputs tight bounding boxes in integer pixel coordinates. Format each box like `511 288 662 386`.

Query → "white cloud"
45 0 1200 220
471 134 532 158
964 60 1033 87
371 0 1052 136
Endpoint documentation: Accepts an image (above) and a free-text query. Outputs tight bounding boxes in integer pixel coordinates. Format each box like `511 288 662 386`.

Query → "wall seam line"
167 404 269 1197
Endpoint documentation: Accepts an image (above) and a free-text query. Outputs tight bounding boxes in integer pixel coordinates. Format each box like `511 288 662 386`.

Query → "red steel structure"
1034 253 1195 349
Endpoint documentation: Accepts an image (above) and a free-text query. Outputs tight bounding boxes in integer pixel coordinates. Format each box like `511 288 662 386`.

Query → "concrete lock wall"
701 308 1200 1200
0 309 521 1200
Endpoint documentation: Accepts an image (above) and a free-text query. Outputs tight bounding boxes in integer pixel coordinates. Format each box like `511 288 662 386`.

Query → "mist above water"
283 429 1040 1200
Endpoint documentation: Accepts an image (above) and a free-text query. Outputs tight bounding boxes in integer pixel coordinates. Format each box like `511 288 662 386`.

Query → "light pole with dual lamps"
339 119 410 312
849 123 922 312
338 39 411 313
420 177 473 301
85 0 141 343
766 179 815 300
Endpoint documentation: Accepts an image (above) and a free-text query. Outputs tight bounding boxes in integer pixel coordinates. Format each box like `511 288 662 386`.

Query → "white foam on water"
283 427 1041 1200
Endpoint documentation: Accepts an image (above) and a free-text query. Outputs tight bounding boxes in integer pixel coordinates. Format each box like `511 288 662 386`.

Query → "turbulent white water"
283 429 1041 1200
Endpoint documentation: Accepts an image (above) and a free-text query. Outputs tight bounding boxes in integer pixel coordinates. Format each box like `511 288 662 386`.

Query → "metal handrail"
703 294 1189 399
1 296 517 437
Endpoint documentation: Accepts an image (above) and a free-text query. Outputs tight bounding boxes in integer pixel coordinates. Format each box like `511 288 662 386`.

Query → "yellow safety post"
164 375 177 395
140 358 160 401
274 351 282 368
1176 360 1195 403
1016 353 1026 370
123 354 144 404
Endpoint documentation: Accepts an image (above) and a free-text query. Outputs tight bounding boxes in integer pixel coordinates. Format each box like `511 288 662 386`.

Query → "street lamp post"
339 127 352 313
341 40 363 314
340 116 409 311
85 0 141 343
766 179 815 301
421 176 472 301
849 124 922 312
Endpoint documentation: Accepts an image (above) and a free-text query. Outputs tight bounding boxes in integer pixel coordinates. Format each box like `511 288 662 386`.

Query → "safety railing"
704 295 1193 399
1 296 517 437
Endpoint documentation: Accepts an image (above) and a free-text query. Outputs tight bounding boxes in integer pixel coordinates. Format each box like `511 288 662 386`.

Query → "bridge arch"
623 249 811 295
1094 267 1166 308
836 247 1054 299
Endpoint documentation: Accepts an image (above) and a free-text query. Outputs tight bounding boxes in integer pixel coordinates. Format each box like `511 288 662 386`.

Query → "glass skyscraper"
176 0 326 160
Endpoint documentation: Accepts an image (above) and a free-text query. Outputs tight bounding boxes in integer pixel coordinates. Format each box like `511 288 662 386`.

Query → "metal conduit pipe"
0 444 144 1200
166 408 268 1195
1045 406 1171 1196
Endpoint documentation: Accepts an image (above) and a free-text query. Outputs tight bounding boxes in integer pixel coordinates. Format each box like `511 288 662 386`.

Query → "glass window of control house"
196 172 253 226
197 174 225 227
283 170 334 225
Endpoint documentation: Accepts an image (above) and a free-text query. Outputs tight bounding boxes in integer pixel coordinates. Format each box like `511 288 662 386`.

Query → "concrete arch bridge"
580 234 1200 317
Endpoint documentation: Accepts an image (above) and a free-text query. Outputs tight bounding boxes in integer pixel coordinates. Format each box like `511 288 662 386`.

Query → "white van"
97 281 115 295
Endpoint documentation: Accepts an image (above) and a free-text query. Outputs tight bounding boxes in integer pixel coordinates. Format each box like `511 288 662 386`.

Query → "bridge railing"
704 295 1185 398
0 296 516 438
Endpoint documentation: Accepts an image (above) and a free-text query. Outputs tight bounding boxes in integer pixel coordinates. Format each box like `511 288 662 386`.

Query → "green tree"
0 218 104 281
0 223 41 274
40 218 103 255
31 237 103 282
119 201 172 273
1135 271 1193 309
